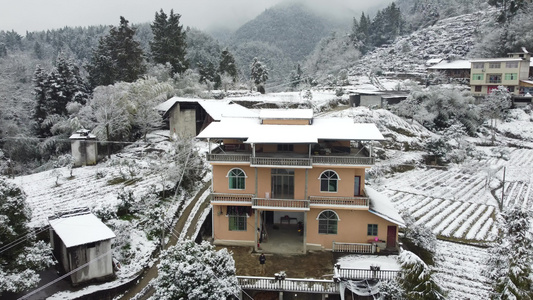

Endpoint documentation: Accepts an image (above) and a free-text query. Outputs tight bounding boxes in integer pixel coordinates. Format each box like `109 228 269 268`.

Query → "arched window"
228 168 246 190
318 210 338 235
320 170 339 192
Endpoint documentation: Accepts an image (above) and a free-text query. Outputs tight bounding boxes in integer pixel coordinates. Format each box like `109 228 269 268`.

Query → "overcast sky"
1 0 389 34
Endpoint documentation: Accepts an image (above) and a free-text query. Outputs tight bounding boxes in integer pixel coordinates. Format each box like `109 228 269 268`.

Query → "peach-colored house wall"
307 167 366 197
306 208 397 250
212 204 256 242
212 165 256 195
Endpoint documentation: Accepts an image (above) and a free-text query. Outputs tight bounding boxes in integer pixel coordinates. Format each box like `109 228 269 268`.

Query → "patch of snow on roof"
49 213 116 248
366 186 404 226
155 97 256 120
196 118 260 139
260 108 313 119
427 60 471 70
336 254 400 270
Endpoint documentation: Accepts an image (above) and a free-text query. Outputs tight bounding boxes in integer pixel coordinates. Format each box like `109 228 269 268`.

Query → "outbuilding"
49 209 116 286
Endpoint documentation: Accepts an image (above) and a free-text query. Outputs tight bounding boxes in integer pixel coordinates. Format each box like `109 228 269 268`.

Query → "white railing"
312 156 374 165
251 157 312 167
237 276 339 293
309 196 369 208
332 242 374 253
252 198 310 210
210 193 254 203
207 153 250 162
334 267 401 281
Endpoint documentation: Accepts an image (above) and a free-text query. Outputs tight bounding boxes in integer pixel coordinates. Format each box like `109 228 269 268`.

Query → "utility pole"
500 166 506 210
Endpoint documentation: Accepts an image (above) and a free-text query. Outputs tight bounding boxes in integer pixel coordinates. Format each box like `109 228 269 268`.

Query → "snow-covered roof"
260 109 313 119
426 58 443 65
427 60 471 70
366 186 404 226
196 117 385 142
155 97 257 120
69 129 97 140
49 212 116 248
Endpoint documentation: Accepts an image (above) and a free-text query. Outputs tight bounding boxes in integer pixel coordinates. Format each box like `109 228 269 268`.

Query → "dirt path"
119 181 211 300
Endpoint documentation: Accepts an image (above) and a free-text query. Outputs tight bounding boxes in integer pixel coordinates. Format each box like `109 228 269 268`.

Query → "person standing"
259 253 266 275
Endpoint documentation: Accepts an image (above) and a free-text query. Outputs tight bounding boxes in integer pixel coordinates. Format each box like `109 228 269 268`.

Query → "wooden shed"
49 209 115 286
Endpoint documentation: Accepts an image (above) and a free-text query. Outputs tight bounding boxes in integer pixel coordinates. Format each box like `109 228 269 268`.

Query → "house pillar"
303 211 307 253
252 143 255 157
278 291 283 300
208 138 211 154
254 210 258 252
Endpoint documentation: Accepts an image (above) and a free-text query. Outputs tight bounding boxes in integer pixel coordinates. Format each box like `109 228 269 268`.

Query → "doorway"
387 226 397 248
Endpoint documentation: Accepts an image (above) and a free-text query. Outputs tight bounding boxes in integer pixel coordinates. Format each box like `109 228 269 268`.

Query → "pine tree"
489 0 529 23
398 250 446 300
150 9 188 75
250 57 269 94
486 207 533 299
218 48 238 82
87 16 146 87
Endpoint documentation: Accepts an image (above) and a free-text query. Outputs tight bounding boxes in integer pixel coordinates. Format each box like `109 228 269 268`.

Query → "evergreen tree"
154 240 238 300
198 62 217 85
250 57 269 94
32 56 89 137
218 48 238 82
0 177 54 294
290 63 303 89
87 16 146 87
486 207 533 299
398 250 446 300
488 0 529 23
150 9 188 75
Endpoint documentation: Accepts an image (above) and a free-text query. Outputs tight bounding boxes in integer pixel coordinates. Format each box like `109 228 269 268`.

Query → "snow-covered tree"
250 57 269 94
150 9 188 75
482 86 512 144
402 212 437 256
87 16 146 87
0 177 54 295
486 206 533 299
398 250 445 300
154 240 239 300
218 48 238 83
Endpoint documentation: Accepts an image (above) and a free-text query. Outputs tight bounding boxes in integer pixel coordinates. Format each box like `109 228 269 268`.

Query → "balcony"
252 198 310 211
207 145 374 167
211 193 254 205
309 195 369 209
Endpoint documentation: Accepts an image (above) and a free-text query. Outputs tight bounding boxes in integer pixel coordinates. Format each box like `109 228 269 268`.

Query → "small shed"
69 129 98 167
49 209 116 286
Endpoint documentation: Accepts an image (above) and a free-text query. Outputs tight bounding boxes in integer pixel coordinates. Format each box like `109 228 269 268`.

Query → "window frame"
227 168 246 190
319 170 340 193
317 210 339 235
472 62 484 69
227 206 248 231
367 224 378 236
472 73 483 81
505 61 519 68
504 73 517 80
474 86 482 92
488 62 501 69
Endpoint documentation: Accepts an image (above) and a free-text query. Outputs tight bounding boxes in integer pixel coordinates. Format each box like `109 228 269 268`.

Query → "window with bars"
320 170 339 192
367 224 378 236
228 168 246 190
318 210 338 234
504 73 517 80
472 73 483 81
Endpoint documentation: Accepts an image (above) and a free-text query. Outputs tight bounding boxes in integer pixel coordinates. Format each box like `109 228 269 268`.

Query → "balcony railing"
334 267 401 281
252 198 310 211
211 193 254 204
312 156 374 165
237 276 339 294
309 196 369 208
251 157 312 168
207 153 250 163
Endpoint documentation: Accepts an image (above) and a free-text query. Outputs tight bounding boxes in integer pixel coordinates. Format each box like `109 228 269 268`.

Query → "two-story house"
470 48 532 96
197 109 403 254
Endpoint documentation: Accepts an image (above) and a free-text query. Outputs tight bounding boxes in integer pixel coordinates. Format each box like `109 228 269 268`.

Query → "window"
277 144 294 151
472 73 484 81
367 224 378 236
475 86 482 92
318 210 338 234
320 170 339 192
488 74 502 83
489 62 501 69
504 73 517 80
472 62 484 69
506 61 519 68
228 168 246 190
227 206 248 231
508 86 515 93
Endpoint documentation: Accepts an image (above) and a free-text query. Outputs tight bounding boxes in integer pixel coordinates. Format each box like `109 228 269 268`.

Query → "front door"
271 169 294 199
354 176 361 196
387 226 397 248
